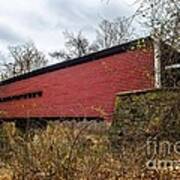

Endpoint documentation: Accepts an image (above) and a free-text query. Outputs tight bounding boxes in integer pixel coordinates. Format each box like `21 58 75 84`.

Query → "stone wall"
109 88 180 176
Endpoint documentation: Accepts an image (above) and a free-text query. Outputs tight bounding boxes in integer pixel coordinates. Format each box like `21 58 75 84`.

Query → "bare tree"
50 17 134 61
134 0 179 87
95 17 134 49
50 31 98 61
136 0 179 48
0 42 48 80
0 52 9 80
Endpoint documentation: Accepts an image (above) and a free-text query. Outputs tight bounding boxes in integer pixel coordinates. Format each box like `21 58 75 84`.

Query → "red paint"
0 49 154 121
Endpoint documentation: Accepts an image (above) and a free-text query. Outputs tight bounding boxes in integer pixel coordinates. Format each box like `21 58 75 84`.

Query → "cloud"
0 22 25 43
47 0 136 30
0 0 139 53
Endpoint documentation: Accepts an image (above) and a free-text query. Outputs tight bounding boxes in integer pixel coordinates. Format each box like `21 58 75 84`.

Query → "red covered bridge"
0 37 155 123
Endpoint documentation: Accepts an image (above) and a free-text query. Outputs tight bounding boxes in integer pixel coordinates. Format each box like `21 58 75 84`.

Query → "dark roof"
0 36 151 86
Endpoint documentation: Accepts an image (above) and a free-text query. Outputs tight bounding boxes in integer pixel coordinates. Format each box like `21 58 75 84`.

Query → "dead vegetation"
0 120 179 179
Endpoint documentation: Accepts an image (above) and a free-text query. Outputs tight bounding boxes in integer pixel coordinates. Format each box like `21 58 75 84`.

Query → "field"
0 120 179 180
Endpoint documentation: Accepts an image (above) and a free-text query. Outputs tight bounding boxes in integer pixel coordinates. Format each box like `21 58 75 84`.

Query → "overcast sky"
0 0 140 55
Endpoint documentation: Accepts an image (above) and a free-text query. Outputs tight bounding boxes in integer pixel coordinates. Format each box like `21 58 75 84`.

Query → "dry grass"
0 121 179 179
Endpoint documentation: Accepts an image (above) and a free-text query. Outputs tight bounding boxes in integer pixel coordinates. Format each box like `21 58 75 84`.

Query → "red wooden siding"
0 49 154 121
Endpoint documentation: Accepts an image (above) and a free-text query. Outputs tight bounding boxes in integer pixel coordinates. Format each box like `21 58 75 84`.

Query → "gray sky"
0 0 139 54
